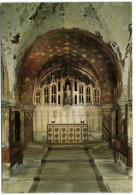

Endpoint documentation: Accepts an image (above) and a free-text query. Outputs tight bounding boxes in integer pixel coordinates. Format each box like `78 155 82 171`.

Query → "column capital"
22 105 35 112
101 104 114 111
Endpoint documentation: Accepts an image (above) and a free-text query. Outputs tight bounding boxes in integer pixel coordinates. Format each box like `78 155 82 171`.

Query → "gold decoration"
55 128 59 132
64 42 70 45
81 49 86 52
65 35 70 38
83 134 87 138
62 128 66 132
62 139 66 143
69 133 73 138
69 128 73 132
48 133 52 138
55 139 59 143
76 128 80 132
48 128 52 132
76 139 81 143
69 139 73 143
62 133 66 138
64 47 69 50
82 54 87 58
90 59 96 63
76 134 80 138
64 51 70 54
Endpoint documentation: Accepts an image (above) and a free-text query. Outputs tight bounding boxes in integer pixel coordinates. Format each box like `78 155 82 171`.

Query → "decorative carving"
62 133 66 138
83 128 87 132
69 128 73 132
48 128 52 132
55 139 59 143
69 139 73 143
48 139 52 143
62 128 66 132
76 128 80 132
69 133 73 138
39 66 96 87
83 134 87 138
48 133 52 138
47 124 88 144
76 134 80 138
55 128 58 132
62 139 66 143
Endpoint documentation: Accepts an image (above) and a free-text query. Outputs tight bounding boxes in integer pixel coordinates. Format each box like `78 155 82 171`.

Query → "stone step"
26 142 48 150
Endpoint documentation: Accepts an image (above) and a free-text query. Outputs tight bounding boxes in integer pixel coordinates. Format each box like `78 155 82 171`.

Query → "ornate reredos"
35 66 99 88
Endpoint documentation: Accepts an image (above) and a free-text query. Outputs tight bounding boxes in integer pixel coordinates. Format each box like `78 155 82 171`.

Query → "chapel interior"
1 2 133 193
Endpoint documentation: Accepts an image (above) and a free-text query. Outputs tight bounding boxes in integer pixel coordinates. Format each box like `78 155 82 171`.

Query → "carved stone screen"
33 67 102 142
47 124 88 144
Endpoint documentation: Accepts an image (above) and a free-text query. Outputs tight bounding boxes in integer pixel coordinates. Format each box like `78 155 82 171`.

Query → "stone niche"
33 106 102 142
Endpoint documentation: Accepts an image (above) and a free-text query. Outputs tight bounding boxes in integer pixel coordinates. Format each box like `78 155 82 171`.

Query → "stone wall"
33 106 102 142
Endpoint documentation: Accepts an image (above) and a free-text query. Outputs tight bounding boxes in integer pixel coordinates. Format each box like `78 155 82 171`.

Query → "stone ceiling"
16 29 120 105
18 29 117 82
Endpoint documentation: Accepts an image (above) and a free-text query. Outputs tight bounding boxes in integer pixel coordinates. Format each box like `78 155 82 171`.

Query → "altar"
47 124 88 144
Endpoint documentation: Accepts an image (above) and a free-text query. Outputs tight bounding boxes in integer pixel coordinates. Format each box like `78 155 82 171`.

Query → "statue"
64 85 71 105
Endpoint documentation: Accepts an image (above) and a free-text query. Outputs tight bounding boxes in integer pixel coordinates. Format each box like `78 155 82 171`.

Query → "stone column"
5 106 9 147
23 105 35 144
84 84 86 106
20 110 25 143
101 104 115 144
126 102 132 147
2 106 5 147
111 107 117 144
117 100 128 139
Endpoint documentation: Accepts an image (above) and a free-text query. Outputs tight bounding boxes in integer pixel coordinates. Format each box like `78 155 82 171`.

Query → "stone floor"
2 142 133 193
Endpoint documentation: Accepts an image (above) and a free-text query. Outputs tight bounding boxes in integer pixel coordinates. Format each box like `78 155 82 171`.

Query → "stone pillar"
23 105 35 145
5 106 9 147
2 106 5 147
101 104 115 144
117 100 128 139
20 110 25 144
84 84 86 106
111 107 116 144
49 83 51 106
126 103 132 146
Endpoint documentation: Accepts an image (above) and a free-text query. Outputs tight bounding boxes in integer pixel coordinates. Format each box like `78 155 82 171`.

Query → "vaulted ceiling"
16 29 121 105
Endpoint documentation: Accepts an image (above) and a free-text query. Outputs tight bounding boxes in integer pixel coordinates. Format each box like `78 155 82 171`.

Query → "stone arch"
14 28 124 144
15 28 122 105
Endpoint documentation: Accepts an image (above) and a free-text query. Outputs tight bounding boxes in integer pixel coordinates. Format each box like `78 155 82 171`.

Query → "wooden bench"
2 141 23 168
114 140 132 167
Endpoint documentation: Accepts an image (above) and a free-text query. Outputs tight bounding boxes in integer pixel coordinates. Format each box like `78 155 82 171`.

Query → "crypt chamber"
1 2 132 188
